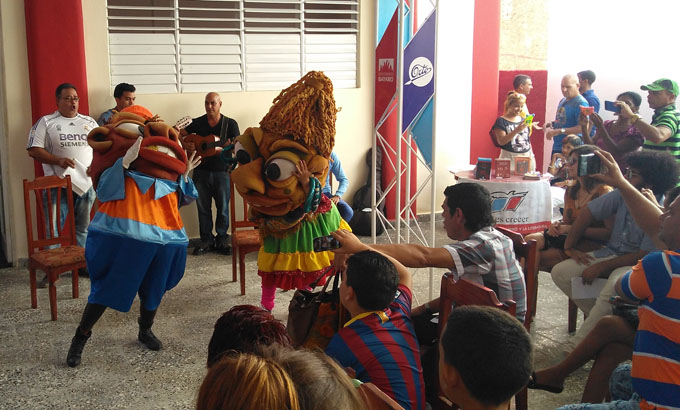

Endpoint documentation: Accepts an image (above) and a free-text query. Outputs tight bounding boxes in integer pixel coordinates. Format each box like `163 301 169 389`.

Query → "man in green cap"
619 78 680 162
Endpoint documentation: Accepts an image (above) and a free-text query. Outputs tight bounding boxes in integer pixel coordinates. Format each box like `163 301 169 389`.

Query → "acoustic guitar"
183 133 229 158
174 116 192 131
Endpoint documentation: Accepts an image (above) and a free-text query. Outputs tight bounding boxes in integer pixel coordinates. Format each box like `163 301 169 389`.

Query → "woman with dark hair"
528 187 680 403
526 145 613 271
490 91 535 171
580 91 644 169
206 304 291 367
548 134 583 187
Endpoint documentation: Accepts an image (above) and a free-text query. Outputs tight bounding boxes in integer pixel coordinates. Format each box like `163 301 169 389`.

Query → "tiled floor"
0 224 598 409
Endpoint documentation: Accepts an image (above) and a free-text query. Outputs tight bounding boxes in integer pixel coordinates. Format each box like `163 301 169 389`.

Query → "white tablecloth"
454 170 552 234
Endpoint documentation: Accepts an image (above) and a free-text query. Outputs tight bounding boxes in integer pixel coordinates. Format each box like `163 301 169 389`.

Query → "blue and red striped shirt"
325 285 426 410
620 250 680 410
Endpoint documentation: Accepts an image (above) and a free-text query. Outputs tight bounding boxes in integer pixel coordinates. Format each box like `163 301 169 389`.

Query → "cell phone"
580 106 594 116
524 114 534 125
577 153 602 176
313 235 341 252
604 100 621 113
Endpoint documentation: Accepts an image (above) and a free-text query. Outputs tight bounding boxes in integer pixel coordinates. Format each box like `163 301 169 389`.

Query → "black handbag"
286 267 344 349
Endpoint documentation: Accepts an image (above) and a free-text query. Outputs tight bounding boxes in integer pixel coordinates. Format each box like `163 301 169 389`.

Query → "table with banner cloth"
452 170 552 235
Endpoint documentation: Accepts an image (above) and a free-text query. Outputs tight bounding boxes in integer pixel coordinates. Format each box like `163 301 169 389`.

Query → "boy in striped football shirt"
327 229 426 410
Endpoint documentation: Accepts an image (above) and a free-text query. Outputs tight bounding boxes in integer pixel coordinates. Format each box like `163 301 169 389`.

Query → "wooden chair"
495 226 538 410
434 274 516 410
495 226 538 331
229 180 260 295
357 382 404 410
23 175 84 320
568 299 584 333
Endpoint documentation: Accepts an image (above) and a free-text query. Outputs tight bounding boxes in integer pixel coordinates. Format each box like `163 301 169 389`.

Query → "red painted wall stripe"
469 0 501 165
25 0 90 177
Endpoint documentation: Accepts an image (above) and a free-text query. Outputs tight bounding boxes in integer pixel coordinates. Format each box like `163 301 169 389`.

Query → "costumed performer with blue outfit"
66 106 200 367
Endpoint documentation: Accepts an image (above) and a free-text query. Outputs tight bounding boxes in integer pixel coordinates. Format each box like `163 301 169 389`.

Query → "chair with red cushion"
24 175 84 320
230 180 260 295
434 274 516 410
495 226 538 330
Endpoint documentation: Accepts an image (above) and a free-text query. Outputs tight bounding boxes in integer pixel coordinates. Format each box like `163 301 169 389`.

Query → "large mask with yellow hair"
231 71 337 222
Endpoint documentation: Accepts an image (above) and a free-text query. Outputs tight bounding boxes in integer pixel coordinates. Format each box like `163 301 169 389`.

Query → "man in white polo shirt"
27 83 97 280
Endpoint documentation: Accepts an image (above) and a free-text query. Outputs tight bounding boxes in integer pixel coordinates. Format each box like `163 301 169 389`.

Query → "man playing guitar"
180 92 240 256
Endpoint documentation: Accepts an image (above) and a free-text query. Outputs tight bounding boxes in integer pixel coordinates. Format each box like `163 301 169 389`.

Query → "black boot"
66 327 91 367
138 307 162 351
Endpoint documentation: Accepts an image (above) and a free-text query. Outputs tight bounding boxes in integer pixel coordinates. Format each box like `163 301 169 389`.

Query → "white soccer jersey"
27 111 96 179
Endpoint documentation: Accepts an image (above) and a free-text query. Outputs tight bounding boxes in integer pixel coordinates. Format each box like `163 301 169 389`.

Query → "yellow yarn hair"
259 71 338 157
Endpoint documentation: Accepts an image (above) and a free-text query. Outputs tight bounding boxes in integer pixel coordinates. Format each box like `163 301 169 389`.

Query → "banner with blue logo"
402 10 435 134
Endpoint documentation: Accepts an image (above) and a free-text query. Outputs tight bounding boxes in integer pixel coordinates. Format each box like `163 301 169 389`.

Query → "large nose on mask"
145 122 180 143
231 157 265 195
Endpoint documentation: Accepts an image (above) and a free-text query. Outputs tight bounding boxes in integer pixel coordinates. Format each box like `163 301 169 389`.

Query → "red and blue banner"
375 0 417 219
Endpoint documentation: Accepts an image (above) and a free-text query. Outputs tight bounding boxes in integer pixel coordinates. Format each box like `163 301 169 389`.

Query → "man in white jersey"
27 83 97 281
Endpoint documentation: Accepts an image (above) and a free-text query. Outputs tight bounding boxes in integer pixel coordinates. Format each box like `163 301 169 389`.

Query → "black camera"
577 153 602 176
312 235 341 252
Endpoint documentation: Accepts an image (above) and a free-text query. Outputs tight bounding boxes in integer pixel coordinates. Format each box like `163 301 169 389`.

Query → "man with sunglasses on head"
619 78 680 163
27 83 97 284
550 150 679 350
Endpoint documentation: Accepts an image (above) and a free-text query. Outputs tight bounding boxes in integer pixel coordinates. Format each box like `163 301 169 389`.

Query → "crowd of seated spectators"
193 74 680 409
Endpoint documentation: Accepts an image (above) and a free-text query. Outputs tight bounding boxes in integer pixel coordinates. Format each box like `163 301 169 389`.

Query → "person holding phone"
528 187 680 404
620 78 680 163
579 91 645 170
551 150 679 349
549 150 680 410
526 145 613 272
489 91 535 171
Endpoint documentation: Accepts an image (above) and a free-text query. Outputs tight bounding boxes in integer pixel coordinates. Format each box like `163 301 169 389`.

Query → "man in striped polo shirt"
620 78 680 163
556 150 680 410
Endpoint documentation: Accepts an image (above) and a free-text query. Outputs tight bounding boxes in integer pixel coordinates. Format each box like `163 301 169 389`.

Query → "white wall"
547 0 680 158
415 0 475 213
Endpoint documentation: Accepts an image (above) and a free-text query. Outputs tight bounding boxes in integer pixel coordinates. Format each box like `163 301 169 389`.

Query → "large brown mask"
230 127 329 217
87 112 188 188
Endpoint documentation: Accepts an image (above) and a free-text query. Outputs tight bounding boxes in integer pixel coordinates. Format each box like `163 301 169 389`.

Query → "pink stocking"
261 284 276 311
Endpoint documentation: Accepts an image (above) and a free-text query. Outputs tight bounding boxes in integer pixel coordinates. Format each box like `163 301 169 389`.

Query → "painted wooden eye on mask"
234 141 252 164
265 158 296 181
116 122 144 137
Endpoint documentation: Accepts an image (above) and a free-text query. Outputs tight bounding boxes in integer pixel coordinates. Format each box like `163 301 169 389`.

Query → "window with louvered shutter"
106 0 358 94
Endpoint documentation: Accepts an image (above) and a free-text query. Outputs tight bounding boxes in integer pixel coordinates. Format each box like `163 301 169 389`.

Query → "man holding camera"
618 78 680 163
550 150 679 348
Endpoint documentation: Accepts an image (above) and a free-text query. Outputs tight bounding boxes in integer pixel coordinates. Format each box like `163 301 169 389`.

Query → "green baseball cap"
641 78 679 96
